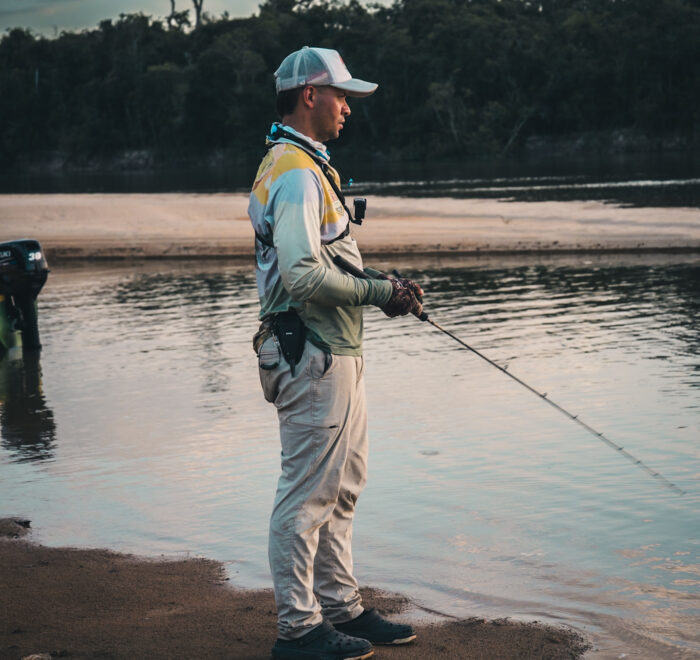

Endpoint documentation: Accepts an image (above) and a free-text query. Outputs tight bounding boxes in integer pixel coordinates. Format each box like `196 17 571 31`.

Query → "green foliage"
1 0 699 167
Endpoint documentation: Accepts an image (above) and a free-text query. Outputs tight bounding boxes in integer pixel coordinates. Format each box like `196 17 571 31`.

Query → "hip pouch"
272 309 307 376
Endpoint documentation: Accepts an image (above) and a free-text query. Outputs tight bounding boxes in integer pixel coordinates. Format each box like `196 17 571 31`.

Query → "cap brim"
331 78 378 98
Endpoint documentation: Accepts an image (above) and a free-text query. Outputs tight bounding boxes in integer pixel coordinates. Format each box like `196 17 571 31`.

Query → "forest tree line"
1 0 699 169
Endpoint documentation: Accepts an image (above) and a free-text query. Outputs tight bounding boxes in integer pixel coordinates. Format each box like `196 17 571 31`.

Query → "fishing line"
332 255 686 496
424 316 685 496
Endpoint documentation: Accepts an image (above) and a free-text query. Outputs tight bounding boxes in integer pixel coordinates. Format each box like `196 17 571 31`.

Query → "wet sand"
0 519 589 660
0 193 698 258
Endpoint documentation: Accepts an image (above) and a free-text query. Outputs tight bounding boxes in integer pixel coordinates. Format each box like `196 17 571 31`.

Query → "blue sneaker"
333 608 416 646
271 620 374 660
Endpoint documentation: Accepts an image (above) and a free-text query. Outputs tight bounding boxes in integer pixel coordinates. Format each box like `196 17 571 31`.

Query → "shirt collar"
267 122 331 164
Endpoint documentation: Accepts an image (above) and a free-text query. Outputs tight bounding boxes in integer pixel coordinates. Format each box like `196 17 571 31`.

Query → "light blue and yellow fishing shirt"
248 124 392 356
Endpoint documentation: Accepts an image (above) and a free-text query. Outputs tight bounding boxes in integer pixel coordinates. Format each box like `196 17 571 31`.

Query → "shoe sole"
374 633 417 645
271 649 374 660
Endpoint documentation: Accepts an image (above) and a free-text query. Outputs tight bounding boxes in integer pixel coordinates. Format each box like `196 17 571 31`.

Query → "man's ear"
302 85 315 108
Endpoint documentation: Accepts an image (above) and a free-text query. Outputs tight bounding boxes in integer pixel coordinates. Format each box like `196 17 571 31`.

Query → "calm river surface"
1 254 699 658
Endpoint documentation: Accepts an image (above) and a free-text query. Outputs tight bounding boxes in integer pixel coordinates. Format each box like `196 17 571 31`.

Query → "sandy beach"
0 193 698 259
0 519 589 659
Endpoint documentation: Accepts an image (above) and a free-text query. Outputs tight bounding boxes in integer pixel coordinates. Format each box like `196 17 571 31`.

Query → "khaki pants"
258 337 367 640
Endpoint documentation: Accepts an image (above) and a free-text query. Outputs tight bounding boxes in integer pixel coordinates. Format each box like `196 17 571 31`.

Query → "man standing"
249 47 422 660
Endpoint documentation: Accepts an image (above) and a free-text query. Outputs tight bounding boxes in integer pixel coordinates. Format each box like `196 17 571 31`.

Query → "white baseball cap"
274 46 378 98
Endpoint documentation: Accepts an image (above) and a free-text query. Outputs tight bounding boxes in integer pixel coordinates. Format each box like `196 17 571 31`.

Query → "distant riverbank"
0 193 698 260
10 130 699 175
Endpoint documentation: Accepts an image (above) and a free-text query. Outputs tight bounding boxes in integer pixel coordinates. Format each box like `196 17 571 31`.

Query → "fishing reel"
0 239 49 351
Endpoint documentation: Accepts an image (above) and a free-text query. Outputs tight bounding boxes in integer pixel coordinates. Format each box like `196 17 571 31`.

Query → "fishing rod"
333 254 686 496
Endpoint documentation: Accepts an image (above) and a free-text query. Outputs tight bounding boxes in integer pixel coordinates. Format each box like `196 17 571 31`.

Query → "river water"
1 253 698 658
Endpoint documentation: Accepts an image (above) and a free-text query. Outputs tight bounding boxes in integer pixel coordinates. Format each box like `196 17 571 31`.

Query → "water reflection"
396 260 700 381
108 269 258 402
0 348 56 462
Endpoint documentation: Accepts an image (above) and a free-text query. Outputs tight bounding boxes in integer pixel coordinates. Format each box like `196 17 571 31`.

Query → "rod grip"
332 255 370 279
332 255 429 321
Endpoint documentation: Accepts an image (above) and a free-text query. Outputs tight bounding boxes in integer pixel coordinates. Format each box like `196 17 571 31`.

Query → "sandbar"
0 193 698 259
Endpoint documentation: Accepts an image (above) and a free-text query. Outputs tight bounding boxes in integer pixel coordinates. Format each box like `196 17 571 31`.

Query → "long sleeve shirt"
248 124 392 356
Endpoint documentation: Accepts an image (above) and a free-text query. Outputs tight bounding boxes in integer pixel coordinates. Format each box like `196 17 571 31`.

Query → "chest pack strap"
267 128 360 223
256 135 354 249
254 223 349 249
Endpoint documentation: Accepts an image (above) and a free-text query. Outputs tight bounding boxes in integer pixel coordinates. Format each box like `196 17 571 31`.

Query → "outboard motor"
0 239 49 351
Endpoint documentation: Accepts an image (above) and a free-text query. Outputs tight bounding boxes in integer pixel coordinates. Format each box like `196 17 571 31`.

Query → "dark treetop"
2 0 699 169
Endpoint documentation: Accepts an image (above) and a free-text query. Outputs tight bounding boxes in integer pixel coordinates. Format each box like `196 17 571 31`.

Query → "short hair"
276 87 304 119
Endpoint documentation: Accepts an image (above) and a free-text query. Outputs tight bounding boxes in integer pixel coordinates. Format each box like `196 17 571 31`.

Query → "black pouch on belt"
272 309 307 376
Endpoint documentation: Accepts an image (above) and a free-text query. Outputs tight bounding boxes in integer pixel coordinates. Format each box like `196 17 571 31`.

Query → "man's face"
308 86 351 142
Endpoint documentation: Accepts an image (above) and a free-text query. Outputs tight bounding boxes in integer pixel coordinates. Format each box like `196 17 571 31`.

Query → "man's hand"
394 277 424 303
380 277 421 318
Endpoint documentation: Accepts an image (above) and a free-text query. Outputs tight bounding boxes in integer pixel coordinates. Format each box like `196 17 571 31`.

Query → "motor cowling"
0 239 49 351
